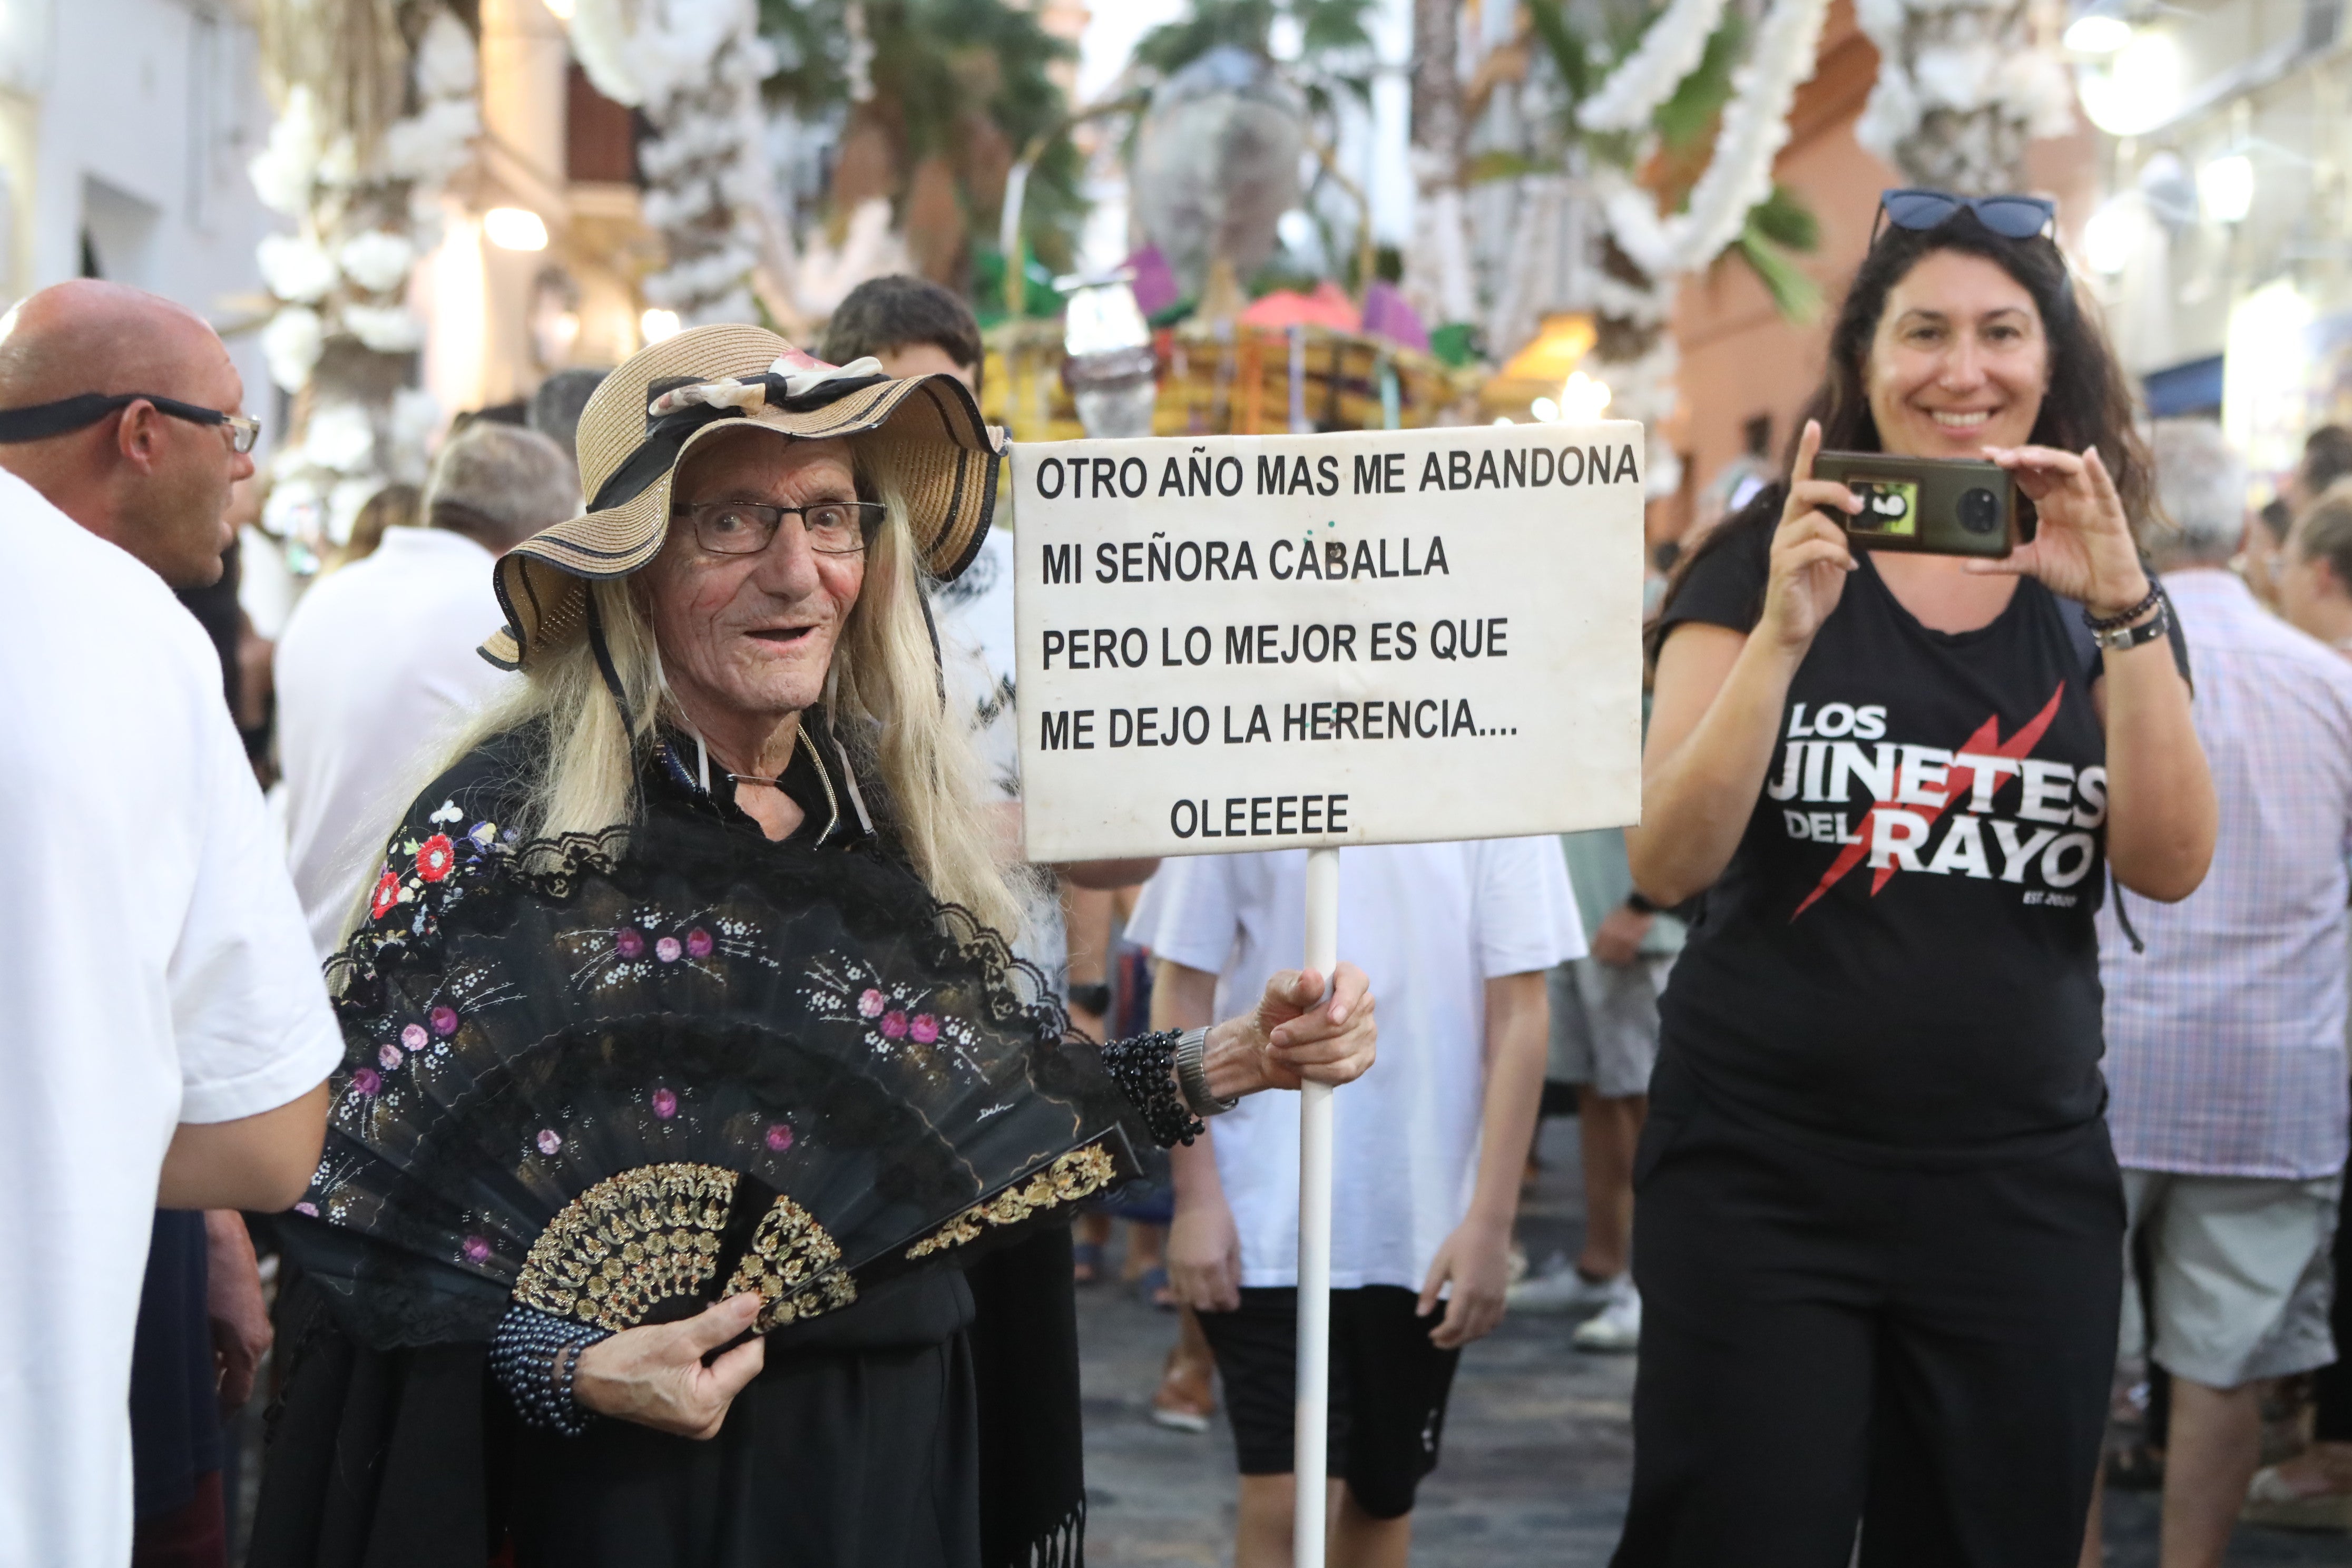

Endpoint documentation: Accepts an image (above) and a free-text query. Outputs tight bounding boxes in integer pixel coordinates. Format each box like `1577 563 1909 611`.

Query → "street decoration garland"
1593 0 1831 280
248 2 479 564
565 0 790 328
1850 0 2073 193
1574 0 1736 134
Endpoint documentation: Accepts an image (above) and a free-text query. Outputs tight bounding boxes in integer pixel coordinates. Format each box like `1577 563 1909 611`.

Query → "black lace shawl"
260 721 1115 1567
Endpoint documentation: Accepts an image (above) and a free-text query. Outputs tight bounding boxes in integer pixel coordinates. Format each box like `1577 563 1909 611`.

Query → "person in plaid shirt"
2085 420 2352 1565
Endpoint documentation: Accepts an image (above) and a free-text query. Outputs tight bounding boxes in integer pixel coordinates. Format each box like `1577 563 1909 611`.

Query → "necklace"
727 772 787 788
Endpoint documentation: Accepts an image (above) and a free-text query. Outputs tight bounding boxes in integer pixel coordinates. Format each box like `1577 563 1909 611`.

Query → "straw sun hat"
483 322 1004 671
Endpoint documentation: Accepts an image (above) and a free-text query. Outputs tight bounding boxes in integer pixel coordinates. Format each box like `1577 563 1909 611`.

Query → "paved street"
1074 1119 2348 1566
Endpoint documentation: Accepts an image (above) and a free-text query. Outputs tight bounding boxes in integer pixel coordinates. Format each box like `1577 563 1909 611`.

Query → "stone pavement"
1073 1119 2348 1566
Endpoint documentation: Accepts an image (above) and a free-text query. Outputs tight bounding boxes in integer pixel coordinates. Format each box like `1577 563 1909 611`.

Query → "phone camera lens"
1958 487 1999 534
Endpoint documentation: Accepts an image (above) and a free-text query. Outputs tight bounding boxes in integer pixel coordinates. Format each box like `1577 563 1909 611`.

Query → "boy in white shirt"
1136 839 1582 1566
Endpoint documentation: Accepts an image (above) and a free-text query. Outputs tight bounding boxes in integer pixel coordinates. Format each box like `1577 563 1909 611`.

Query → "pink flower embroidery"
765 1123 794 1152
686 928 714 958
294 1201 319 1218
370 870 400 919
351 1067 381 1096
463 1236 492 1265
857 988 887 1018
536 1129 563 1156
415 835 456 883
910 1014 940 1044
615 927 645 959
655 936 683 963
880 1010 909 1041
378 1043 404 1071
401 1023 428 1051
429 1005 459 1037
651 1088 679 1119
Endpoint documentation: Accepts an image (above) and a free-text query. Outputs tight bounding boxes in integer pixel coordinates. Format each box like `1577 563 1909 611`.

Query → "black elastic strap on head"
0 390 238 444
0 392 141 443
582 584 638 738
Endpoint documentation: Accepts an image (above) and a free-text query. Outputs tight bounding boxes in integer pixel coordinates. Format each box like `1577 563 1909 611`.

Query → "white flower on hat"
769 351 883 397
646 378 769 417
258 233 339 305
339 231 416 295
261 306 325 393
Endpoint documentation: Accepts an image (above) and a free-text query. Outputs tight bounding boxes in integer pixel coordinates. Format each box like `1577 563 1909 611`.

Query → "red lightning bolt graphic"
1787 685 2066 922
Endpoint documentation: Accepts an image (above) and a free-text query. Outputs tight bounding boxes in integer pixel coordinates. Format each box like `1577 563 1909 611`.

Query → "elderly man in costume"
248 327 1378 1568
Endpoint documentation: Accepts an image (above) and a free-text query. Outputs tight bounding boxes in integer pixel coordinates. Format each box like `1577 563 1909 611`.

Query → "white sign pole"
1293 845 1340 1568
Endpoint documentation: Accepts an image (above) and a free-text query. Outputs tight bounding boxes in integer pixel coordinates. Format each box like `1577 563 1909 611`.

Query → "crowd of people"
3 182 2350 1568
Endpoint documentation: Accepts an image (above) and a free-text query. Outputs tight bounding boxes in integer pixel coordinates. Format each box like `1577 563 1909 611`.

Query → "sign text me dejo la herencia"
1013 424 1648 862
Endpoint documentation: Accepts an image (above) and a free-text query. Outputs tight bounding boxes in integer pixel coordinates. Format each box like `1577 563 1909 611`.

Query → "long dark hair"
1660 207 2153 627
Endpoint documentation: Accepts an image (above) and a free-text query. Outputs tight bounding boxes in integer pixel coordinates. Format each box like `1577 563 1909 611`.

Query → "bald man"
0 279 257 587
0 280 340 1566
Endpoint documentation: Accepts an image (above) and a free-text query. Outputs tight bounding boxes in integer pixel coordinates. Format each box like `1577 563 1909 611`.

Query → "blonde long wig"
356 479 1023 943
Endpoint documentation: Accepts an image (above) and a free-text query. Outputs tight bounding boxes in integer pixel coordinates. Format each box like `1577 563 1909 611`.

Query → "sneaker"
1507 1256 1624 1316
1149 1344 1216 1433
1573 1279 1641 1353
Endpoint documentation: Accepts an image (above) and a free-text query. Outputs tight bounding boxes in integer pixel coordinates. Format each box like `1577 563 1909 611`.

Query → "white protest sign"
1012 423 1648 861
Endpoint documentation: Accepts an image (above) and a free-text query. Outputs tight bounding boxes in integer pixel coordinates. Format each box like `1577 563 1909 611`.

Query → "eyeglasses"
0 390 261 452
671 499 886 556
1872 189 2057 245
145 395 263 454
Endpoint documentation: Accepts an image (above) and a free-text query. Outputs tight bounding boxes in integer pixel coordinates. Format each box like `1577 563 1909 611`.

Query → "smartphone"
1810 452 2017 559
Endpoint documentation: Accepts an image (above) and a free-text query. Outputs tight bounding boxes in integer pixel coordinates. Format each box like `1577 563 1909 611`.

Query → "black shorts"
1193 1286 1461 1520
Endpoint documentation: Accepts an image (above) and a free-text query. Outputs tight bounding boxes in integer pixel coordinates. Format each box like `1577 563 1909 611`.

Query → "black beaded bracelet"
491 1303 614 1437
1099 1028 1205 1148
2082 582 2162 632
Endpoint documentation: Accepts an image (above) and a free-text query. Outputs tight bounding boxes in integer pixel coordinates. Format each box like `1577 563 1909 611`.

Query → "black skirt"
251 1228 1086 1568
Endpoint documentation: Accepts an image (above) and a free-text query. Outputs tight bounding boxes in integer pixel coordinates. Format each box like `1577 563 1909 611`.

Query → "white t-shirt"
933 530 1067 991
276 526 513 954
0 472 344 1566
1130 840 1583 1290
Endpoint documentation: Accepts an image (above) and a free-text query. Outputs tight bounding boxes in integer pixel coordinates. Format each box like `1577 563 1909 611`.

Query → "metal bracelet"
2090 600 2170 652
1174 1026 1239 1118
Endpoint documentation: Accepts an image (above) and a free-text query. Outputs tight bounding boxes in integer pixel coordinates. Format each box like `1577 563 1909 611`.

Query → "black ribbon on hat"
586 370 892 515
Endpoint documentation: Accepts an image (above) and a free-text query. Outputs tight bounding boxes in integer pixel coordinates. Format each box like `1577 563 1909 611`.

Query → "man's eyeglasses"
1871 189 2057 246
0 390 261 452
670 499 887 556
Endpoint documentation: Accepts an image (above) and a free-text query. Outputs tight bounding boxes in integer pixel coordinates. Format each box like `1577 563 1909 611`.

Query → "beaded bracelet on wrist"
1099 1028 1205 1148
2082 582 2162 632
491 1303 614 1436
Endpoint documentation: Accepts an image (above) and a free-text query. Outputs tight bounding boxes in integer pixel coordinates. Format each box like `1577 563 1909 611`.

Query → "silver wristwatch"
1173 1026 1239 1118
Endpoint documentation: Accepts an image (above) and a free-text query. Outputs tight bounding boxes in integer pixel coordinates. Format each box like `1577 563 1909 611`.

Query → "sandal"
1134 1265 1176 1310
1071 1240 1105 1285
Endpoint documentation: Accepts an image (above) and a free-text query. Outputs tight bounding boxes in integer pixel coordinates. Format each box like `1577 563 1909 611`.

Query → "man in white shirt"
1138 840 1582 1568
276 421 576 952
0 279 341 1566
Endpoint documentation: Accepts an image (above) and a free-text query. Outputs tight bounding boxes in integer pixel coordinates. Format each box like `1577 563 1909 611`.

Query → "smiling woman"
249 325 1381 1568
1609 195 2216 1566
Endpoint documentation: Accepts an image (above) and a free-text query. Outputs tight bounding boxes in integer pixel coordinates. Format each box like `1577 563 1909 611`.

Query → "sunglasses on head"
1871 189 2057 245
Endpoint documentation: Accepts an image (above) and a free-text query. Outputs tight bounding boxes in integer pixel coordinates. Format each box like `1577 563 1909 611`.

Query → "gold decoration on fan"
513 1162 737 1331
722 1193 857 1330
904 1141 1121 1260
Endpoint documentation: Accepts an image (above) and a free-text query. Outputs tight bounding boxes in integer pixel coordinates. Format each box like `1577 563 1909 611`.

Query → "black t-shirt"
1655 509 2188 1153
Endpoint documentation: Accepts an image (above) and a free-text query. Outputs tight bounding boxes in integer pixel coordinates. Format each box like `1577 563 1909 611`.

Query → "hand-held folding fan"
282 820 1139 1347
